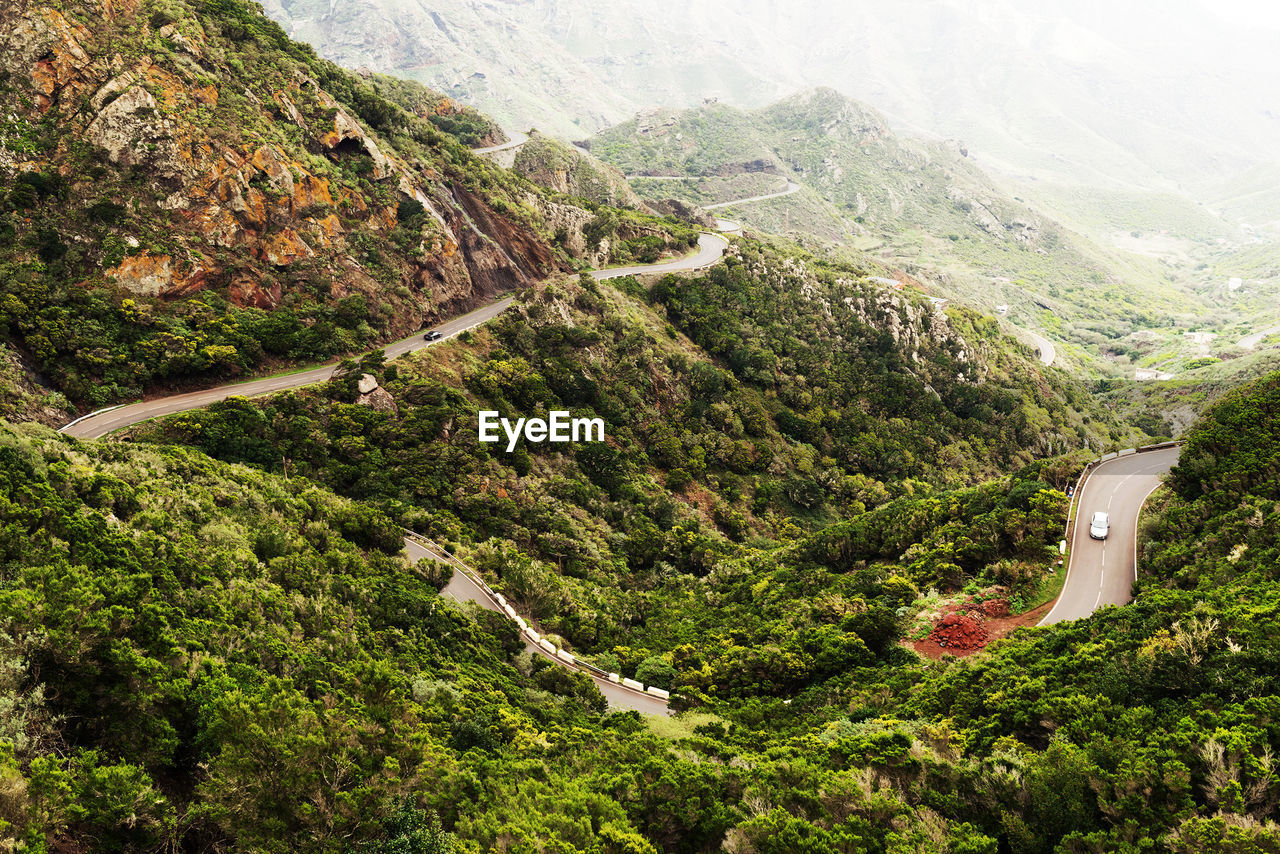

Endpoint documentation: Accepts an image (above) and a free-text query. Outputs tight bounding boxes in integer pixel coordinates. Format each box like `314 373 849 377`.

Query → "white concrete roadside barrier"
406 529 678 708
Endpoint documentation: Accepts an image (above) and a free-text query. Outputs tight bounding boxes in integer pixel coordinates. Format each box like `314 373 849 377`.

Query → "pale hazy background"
264 0 1280 197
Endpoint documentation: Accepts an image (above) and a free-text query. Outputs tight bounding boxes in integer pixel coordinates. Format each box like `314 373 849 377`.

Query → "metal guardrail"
402 530 672 705
57 404 125 434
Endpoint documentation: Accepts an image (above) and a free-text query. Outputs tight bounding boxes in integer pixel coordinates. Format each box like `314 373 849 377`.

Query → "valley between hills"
3 0 1280 851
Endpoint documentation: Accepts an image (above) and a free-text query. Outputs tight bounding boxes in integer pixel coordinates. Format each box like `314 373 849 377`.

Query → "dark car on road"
424 330 443 341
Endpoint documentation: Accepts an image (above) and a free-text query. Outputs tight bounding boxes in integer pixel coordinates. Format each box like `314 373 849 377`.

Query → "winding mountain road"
1024 328 1057 367
404 539 672 715
60 297 518 440
590 232 729 280
704 180 801 210
1239 323 1280 350
63 232 733 440
1040 446 1180 625
471 130 530 155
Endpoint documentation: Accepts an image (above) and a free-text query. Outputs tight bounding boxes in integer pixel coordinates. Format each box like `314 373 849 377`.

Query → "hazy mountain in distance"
257 0 784 139
261 0 1280 197
590 88 1205 354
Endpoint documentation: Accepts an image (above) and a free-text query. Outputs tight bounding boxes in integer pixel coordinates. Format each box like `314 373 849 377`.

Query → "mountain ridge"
259 0 1280 197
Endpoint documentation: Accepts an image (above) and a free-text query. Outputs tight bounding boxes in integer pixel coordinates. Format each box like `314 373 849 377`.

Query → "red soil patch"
928 613 988 652
911 591 1055 660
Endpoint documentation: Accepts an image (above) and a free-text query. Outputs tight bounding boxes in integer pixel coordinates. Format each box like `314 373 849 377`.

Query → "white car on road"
1089 511 1110 540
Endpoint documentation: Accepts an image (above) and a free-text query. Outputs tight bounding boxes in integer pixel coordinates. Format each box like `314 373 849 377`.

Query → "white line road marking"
1040 446 1181 627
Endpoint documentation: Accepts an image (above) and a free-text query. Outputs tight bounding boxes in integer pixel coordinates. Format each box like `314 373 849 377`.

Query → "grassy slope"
589 89 1211 375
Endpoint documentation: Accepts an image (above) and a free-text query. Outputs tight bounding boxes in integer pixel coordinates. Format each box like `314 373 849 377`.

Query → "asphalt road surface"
64 228 733 440
1040 446 1180 625
704 180 801 210
590 232 728 280
61 297 515 439
471 131 530 155
1025 328 1057 367
405 539 672 715
1239 323 1280 350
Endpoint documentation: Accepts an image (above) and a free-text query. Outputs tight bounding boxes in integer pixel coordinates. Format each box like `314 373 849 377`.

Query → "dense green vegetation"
9 0 1280 850
135 241 1128 682
849 369 1280 851
12 351 1280 853
0 420 1042 854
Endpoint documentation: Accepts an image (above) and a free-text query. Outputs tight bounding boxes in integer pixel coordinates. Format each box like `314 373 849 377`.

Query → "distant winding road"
1024 328 1057 367
1239 323 1280 351
1040 446 1180 625
629 175 801 211
703 180 801 210
471 130 530 155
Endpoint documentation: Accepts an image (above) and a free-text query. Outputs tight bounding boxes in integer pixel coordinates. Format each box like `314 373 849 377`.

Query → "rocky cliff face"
0 0 570 404
0 0 576 407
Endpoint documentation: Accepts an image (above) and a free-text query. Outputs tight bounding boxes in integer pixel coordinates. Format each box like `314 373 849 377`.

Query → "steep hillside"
89 243 1280 854
0 0 576 408
356 69 505 148
0 419 1030 854
7 344 1280 854
136 239 1139 668
589 90 1208 367
509 133 645 210
0 343 73 427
